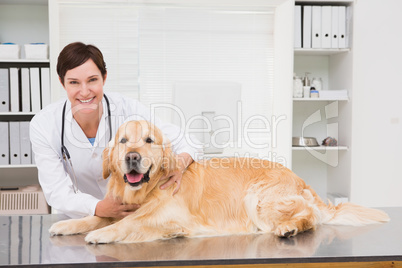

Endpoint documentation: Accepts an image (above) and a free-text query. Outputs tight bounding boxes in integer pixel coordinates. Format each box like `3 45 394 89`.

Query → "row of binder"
0 67 50 113
0 121 34 166
294 5 351 49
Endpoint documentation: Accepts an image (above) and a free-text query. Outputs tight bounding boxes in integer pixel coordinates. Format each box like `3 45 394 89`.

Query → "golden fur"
49 120 390 244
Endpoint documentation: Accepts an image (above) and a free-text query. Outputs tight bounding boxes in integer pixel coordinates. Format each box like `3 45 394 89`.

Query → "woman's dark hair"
57 42 107 85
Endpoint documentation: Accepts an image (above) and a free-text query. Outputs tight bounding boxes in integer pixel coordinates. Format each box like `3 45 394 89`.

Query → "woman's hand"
160 152 193 195
159 169 184 195
95 195 140 218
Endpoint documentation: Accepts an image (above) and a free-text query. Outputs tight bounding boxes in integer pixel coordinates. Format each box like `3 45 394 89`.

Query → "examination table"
1 207 401 267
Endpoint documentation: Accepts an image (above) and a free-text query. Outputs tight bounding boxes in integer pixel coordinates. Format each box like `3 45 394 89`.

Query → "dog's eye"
145 137 154 144
120 137 127 144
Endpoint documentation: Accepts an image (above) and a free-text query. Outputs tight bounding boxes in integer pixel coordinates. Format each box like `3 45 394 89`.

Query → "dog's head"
102 120 176 200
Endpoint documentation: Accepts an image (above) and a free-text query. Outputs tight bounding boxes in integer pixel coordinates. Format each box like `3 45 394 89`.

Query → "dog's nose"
125 152 141 164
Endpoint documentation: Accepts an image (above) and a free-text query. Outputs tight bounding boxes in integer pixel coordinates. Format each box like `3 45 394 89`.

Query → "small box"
0 185 50 215
0 44 20 59
24 43 48 59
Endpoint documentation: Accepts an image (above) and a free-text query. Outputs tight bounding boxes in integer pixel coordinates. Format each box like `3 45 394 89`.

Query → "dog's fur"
49 120 390 244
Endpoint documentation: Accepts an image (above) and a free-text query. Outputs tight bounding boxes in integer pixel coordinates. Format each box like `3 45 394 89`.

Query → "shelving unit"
0 0 49 187
292 0 354 201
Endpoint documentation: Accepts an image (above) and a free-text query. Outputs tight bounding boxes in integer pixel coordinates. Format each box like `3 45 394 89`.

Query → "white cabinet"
292 1 354 201
0 0 49 187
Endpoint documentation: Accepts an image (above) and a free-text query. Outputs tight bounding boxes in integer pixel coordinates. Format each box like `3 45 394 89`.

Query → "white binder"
40 68 51 108
294 5 302 48
303 6 312 49
31 150 35 165
346 6 352 48
331 6 339 48
321 6 332 49
312 6 322 48
21 68 31 112
339 6 347 48
0 122 9 165
9 121 21 165
9 68 20 112
30 68 41 112
20 121 32 165
0 69 9 112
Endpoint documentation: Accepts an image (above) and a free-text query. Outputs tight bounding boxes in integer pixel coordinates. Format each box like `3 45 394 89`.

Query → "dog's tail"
322 202 390 226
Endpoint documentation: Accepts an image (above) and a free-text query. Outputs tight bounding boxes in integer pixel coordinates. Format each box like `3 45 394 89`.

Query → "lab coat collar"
64 97 109 149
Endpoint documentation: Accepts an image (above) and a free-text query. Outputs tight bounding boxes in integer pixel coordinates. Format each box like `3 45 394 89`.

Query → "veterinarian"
30 42 201 219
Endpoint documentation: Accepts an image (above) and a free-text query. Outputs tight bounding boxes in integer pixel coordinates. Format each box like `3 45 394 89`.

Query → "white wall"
351 0 402 207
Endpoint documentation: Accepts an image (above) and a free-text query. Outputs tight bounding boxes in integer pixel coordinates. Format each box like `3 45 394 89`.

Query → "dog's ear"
161 138 177 175
102 139 115 179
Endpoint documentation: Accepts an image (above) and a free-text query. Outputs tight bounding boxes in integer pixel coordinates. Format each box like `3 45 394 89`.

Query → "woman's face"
61 59 106 117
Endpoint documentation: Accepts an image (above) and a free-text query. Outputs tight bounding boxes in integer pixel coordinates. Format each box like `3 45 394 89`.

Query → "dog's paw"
85 227 122 244
274 223 298 238
49 219 83 236
163 231 188 239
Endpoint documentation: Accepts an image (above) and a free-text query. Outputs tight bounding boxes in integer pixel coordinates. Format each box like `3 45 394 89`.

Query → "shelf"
0 164 36 169
293 97 349 102
0 59 49 63
294 48 350 56
0 60 50 68
0 0 47 5
292 146 348 151
295 0 353 5
0 112 35 116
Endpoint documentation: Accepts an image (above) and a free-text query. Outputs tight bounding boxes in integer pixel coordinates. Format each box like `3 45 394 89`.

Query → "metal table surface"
1 207 402 267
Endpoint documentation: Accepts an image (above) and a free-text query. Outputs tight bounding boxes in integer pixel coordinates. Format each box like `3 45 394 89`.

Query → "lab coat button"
92 153 98 158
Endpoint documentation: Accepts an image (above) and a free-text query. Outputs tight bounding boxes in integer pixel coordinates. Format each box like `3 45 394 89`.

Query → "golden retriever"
49 120 389 244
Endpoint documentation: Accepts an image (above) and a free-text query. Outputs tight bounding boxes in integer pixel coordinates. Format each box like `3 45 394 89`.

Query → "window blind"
138 7 275 155
58 3 140 100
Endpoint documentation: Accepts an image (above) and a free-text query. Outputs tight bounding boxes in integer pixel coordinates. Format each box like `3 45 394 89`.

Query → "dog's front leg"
49 216 113 236
85 216 188 244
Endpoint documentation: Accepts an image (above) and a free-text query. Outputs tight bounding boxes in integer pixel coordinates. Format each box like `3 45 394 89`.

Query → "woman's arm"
30 114 100 218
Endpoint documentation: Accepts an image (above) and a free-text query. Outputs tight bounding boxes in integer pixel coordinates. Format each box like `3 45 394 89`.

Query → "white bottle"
311 77 323 91
303 86 310 98
302 72 311 98
293 76 303 98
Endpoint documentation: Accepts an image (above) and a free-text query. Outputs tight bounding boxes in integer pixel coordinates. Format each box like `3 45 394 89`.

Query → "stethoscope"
61 94 112 194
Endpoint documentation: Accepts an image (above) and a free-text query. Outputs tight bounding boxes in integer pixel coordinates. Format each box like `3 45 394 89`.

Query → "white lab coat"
30 92 202 218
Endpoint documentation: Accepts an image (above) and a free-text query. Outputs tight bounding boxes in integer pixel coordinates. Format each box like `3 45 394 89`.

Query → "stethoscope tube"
61 94 112 193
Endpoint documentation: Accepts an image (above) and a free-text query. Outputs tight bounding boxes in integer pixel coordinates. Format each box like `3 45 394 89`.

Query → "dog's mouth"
123 166 152 187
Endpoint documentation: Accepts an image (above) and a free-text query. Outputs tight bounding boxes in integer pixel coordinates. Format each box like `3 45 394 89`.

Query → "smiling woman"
29 42 202 219
56 43 107 139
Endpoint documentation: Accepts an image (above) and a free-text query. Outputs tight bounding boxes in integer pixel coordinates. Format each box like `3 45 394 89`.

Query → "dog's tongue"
125 173 144 183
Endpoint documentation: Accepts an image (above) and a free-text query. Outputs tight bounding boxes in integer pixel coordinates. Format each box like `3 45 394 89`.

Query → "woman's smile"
78 96 96 104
